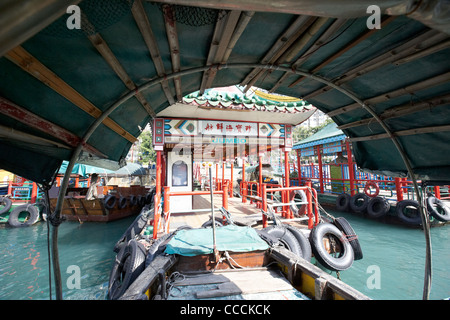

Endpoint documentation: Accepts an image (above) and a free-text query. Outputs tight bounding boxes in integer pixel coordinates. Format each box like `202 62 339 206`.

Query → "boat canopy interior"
0 0 449 185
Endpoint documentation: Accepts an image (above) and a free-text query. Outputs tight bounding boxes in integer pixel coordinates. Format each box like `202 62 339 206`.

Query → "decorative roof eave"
182 96 314 113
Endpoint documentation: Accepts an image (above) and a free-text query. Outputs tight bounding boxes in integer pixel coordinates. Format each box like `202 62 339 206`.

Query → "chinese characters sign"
199 120 257 136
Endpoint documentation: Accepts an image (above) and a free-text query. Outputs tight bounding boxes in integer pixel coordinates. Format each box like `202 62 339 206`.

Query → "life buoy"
367 196 390 218
264 226 303 258
364 181 379 198
333 217 363 261
290 189 307 216
396 200 422 225
427 196 450 222
335 193 351 211
104 195 116 209
309 222 354 271
0 197 12 215
349 193 370 213
109 239 146 300
8 204 39 227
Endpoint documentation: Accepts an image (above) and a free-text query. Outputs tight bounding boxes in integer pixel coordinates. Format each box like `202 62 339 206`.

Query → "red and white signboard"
199 120 257 136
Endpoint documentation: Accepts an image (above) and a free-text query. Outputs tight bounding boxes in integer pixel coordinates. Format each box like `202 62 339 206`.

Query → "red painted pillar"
297 149 302 186
262 184 268 228
215 163 219 191
222 182 228 210
153 150 162 239
316 146 324 194
306 180 314 229
284 149 291 218
163 186 170 232
230 162 234 198
30 182 38 204
395 177 404 202
346 140 356 196
222 161 225 191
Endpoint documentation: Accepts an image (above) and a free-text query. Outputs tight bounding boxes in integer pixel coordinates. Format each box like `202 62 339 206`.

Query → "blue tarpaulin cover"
164 225 269 256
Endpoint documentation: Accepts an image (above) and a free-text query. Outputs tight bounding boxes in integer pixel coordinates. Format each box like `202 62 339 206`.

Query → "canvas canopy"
0 0 449 184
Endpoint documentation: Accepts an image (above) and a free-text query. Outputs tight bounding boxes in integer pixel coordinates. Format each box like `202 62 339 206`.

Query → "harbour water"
0 210 448 300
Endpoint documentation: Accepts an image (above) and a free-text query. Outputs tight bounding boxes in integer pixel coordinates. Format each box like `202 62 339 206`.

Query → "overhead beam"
240 15 317 92
288 15 396 88
131 0 175 105
87 32 156 117
270 18 347 92
162 4 182 101
303 29 447 100
349 124 450 142
5 46 137 143
0 96 106 157
338 93 450 130
0 0 82 58
200 10 245 94
327 71 450 117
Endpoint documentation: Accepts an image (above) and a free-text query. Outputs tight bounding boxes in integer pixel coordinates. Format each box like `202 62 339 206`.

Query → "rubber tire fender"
290 189 307 216
0 197 12 215
427 196 450 222
333 217 363 261
109 239 146 300
349 193 369 213
7 204 39 227
264 226 303 258
335 193 351 212
309 222 354 271
113 207 153 253
201 217 224 228
129 195 137 207
118 196 127 209
104 195 116 209
285 225 312 261
366 196 390 219
396 200 422 225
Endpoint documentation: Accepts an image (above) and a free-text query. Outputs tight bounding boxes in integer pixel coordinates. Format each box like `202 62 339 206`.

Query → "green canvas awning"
0 0 449 184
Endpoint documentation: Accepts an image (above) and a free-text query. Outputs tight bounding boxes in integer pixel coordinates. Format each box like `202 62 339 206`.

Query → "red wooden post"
297 149 302 186
434 186 441 199
395 177 404 202
222 162 225 191
222 182 228 210
230 162 234 198
30 182 38 204
306 180 314 229
153 150 162 239
316 145 324 194
262 184 268 228
216 163 219 191
345 140 356 196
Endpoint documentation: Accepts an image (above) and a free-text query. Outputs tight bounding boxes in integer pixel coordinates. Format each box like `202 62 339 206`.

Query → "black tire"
333 217 363 261
104 195 116 209
145 233 173 267
285 225 312 261
335 193 351 212
137 195 146 207
201 217 223 228
146 188 155 206
349 193 369 213
0 197 12 214
113 207 153 253
309 222 354 271
264 226 303 258
109 239 146 300
118 196 127 209
290 190 307 216
7 204 39 227
129 195 137 207
366 196 390 219
396 200 422 225
427 196 450 222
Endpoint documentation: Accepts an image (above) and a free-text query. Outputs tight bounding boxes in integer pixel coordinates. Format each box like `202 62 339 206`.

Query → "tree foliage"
137 130 156 164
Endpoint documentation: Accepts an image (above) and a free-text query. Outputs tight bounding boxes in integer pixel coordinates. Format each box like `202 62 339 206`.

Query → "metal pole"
209 166 218 261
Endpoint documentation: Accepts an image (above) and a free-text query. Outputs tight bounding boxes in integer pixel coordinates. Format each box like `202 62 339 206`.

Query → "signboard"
199 120 257 136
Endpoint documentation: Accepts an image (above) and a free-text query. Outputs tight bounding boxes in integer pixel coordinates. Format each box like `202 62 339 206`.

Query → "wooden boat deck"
168 194 267 232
